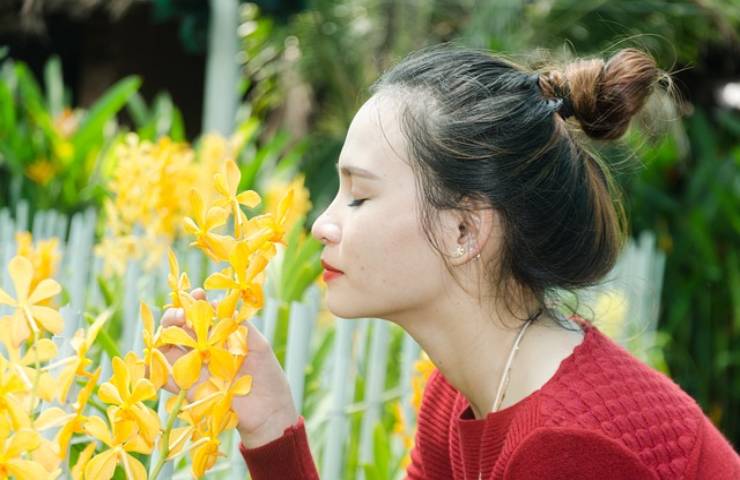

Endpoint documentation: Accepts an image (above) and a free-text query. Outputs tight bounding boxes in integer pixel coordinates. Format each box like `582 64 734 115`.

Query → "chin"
326 292 387 320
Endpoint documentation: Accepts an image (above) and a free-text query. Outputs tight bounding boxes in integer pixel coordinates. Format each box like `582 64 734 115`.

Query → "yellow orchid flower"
0 256 63 345
204 243 268 311
212 159 261 238
215 289 241 323
97 354 160 449
161 300 239 389
191 412 237 478
0 356 33 430
191 435 222 478
254 187 295 245
226 325 249 356
82 412 150 480
264 175 311 236
30 435 62 478
0 330 57 403
140 303 170 389
51 367 101 456
239 218 278 258
94 234 140 278
0 418 50 480
411 352 435 412
165 250 191 309
71 442 96 480
55 310 109 403
186 370 252 433
162 400 208 460
15 232 60 293
183 189 233 262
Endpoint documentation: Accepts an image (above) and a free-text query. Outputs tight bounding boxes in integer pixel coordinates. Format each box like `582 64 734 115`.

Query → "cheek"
339 199 445 306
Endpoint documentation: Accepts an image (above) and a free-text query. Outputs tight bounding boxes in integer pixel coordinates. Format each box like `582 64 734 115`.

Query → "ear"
444 200 497 266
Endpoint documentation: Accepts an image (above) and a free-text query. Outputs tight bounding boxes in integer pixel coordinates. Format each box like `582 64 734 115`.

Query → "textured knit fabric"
240 320 740 479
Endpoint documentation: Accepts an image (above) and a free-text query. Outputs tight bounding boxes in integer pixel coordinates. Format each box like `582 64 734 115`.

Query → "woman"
161 45 740 479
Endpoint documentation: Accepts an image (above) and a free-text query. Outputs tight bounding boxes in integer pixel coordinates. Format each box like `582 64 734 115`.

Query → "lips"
321 259 343 273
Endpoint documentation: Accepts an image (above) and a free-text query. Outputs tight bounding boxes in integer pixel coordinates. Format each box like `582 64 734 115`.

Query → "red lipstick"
321 260 344 282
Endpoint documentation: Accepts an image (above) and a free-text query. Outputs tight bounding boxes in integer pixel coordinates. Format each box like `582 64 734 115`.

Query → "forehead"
338 94 411 179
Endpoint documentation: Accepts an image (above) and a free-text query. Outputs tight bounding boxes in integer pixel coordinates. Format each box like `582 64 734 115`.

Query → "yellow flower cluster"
145 157 295 478
392 351 435 470
263 174 312 237
97 133 234 277
0 153 299 478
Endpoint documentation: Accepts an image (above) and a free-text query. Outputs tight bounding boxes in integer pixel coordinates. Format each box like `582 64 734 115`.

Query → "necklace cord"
490 307 543 412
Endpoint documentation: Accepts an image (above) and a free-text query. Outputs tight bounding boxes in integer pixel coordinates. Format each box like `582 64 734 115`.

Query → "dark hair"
369 44 670 327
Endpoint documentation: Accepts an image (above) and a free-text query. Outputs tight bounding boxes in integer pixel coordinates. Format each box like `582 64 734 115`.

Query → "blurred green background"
1 0 738 447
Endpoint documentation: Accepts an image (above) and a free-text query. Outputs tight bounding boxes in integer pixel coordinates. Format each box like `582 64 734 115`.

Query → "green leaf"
240 129 289 191
170 105 185 141
84 309 121 359
126 91 150 129
372 422 391 479
44 56 64 118
72 76 141 153
362 464 382 480
0 81 16 140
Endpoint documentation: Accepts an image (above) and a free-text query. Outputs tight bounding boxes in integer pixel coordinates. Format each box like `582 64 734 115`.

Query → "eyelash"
347 198 367 207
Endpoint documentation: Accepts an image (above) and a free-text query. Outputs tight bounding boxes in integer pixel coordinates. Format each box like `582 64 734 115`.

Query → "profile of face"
311 94 458 323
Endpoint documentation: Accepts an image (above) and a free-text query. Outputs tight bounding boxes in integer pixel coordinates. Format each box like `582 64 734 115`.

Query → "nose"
311 211 341 245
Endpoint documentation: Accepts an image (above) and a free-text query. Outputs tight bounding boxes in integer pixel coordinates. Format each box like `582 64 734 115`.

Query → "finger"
161 307 185 328
191 288 207 300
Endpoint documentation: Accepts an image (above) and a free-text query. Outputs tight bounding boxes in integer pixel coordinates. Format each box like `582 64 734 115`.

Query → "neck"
384 279 553 420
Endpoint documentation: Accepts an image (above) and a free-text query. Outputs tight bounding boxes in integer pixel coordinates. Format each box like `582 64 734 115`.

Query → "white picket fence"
0 202 666 479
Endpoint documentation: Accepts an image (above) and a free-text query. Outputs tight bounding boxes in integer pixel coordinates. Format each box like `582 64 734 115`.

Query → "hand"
158 288 300 448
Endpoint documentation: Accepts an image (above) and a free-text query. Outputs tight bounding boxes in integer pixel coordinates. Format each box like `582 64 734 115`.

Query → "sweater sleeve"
692 416 740 480
503 427 657 480
239 416 320 479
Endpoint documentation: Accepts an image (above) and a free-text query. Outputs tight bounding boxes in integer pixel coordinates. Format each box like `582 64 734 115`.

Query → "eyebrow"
335 162 380 180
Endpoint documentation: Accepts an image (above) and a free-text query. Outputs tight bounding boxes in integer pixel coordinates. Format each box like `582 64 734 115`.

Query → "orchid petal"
236 190 261 208
8 256 33 303
160 326 197 349
231 374 253 396
204 272 238 291
27 278 61 305
83 416 112 446
28 305 63 334
173 349 202 390
84 448 118 480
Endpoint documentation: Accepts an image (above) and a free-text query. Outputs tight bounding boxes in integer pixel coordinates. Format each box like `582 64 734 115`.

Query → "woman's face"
311 94 454 321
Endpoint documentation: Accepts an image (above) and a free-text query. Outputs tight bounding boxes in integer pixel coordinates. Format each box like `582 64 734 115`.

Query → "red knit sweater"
240 321 740 479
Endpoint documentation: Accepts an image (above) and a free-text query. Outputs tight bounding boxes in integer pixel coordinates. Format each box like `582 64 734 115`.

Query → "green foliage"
127 91 186 142
0 56 140 214
461 0 739 64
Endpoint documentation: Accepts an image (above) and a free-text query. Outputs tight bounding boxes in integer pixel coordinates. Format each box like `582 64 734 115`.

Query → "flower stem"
150 389 187 480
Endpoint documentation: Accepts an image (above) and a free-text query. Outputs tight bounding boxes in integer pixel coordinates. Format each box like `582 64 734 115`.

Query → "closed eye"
348 198 367 207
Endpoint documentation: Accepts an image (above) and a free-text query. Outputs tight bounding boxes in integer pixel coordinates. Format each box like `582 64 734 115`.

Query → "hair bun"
540 48 664 140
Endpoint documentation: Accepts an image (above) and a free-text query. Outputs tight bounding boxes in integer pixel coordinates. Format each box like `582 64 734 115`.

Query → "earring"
453 245 465 258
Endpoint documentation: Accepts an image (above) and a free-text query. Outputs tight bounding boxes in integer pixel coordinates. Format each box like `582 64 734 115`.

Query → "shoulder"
504 426 657 480
690 415 740 479
534 324 708 478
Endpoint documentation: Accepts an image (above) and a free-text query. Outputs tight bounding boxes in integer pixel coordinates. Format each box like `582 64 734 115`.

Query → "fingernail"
175 308 185 320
